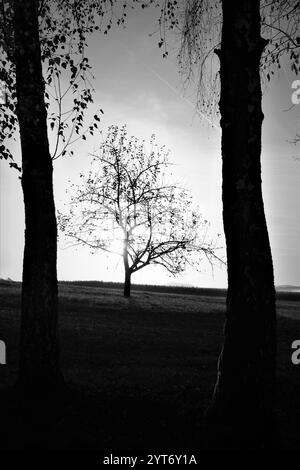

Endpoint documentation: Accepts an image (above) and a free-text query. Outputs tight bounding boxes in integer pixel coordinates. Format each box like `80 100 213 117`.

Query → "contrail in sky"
144 62 221 132
126 50 221 133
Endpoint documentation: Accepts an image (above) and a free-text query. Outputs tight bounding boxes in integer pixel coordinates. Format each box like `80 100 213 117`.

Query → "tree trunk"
123 239 131 297
14 0 64 397
210 0 276 437
124 267 131 298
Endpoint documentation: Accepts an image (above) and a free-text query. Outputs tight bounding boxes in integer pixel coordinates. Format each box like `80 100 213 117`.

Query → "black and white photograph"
0 0 300 455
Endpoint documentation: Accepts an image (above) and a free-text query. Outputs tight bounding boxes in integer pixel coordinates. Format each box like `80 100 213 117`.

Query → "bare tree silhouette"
59 125 219 297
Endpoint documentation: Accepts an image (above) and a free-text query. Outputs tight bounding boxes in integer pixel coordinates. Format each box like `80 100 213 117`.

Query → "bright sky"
1 6 299 288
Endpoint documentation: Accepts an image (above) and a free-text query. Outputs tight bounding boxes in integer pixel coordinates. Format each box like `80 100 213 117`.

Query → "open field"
0 280 300 450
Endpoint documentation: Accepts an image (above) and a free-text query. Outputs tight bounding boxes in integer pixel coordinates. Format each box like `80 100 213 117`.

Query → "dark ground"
0 280 300 451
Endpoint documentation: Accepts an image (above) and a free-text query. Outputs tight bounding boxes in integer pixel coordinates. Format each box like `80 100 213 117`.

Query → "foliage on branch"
0 0 134 167
153 0 300 119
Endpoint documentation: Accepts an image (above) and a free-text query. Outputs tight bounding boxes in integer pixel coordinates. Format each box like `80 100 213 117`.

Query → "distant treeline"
60 280 227 297
1 279 299 301
58 280 300 302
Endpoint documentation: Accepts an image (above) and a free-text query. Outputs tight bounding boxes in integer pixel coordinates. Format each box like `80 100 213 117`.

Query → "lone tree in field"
156 0 299 442
59 125 216 297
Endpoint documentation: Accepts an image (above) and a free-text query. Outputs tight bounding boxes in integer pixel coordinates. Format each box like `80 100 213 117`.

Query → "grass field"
0 280 300 451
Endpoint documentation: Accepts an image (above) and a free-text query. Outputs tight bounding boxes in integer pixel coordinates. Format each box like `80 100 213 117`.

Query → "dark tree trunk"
123 239 131 297
124 267 131 298
14 0 64 396
210 0 276 437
